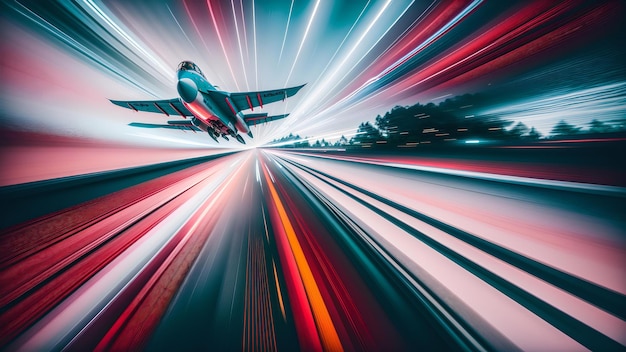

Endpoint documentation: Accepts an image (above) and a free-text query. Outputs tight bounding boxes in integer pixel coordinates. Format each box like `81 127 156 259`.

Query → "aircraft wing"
110 98 193 117
228 84 305 112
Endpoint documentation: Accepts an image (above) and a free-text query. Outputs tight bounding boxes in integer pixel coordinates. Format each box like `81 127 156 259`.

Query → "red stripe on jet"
127 103 138 112
225 98 237 115
246 95 254 111
169 102 186 118
153 102 169 116
257 93 263 108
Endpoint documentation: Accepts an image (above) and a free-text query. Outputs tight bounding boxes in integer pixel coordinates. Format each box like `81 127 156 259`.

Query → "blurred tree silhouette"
373 94 514 146
334 135 349 146
527 127 542 140
609 118 626 132
550 120 581 137
509 122 530 139
270 133 310 148
351 122 381 145
588 119 613 133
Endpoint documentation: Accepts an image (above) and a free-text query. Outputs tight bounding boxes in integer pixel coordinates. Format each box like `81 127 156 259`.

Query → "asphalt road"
1 149 624 351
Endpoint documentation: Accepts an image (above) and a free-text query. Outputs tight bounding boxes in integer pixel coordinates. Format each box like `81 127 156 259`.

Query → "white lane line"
285 151 626 196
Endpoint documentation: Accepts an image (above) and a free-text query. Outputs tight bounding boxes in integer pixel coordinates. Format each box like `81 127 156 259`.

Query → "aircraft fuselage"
176 62 249 142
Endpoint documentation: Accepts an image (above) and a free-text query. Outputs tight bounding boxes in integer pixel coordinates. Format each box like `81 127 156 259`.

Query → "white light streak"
239 0 249 59
127 132 225 147
304 1 371 89
278 0 295 63
309 0 481 122
376 0 483 81
264 164 275 183
252 0 258 89
290 1 416 126
481 82 626 135
231 0 250 91
166 4 198 53
256 159 260 182
82 0 173 79
284 0 321 86
292 1 380 116
268 128 364 147
11 1 160 97
207 0 241 91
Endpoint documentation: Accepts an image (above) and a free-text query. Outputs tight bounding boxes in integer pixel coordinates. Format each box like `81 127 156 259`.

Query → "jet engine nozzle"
177 78 198 103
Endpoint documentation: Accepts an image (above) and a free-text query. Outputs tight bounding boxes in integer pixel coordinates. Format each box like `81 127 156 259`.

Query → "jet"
111 61 305 144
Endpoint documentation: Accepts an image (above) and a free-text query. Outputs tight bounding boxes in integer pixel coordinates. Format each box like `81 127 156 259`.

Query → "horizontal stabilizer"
167 120 194 126
242 113 268 119
244 113 289 125
129 122 200 132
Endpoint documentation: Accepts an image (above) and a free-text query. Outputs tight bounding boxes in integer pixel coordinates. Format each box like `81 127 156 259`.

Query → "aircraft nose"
177 78 198 103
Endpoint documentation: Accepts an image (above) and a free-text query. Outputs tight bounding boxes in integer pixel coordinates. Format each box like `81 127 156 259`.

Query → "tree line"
271 93 626 148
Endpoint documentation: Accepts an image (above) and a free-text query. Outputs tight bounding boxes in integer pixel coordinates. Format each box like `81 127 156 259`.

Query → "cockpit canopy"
177 61 205 78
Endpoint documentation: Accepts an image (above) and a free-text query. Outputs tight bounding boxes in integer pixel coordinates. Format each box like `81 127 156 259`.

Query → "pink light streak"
207 0 241 91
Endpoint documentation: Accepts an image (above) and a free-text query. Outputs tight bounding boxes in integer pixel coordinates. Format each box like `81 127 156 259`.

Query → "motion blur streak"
3 153 246 350
1 0 626 350
206 0 240 91
284 0 320 86
0 148 624 350
262 159 343 351
267 149 626 350
278 0 295 63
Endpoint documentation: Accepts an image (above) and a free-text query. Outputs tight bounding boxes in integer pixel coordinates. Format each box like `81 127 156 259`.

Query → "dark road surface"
1 149 625 351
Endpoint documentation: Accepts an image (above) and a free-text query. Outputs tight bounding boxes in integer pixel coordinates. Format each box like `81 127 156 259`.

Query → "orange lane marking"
272 259 287 321
262 160 343 352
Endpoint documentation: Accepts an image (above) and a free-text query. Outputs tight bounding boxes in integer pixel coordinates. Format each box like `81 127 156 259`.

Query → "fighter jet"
111 61 305 144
